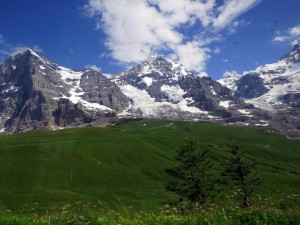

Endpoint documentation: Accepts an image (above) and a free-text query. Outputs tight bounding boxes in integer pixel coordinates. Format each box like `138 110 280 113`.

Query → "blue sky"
0 0 300 79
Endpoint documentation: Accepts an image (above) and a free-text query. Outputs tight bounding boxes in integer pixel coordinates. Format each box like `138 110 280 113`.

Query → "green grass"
0 209 299 225
0 119 299 215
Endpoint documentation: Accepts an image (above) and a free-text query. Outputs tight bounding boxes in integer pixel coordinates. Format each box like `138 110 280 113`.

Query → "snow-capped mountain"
218 71 241 90
0 49 129 133
1 49 296 136
112 56 203 118
218 44 300 135
111 56 270 126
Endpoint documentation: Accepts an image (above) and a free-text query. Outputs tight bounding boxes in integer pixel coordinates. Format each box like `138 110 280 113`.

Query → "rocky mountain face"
234 74 269 99
0 48 298 136
0 49 129 133
111 56 270 126
218 44 300 136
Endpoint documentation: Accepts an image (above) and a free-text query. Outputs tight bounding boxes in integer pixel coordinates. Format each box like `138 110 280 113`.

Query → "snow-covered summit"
119 55 194 81
219 45 300 115
216 45 300 136
111 56 201 117
109 54 260 125
1 49 294 136
280 44 300 64
218 71 241 90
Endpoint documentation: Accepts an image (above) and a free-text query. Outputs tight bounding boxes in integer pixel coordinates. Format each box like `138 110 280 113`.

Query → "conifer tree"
224 144 262 207
166 139 216 206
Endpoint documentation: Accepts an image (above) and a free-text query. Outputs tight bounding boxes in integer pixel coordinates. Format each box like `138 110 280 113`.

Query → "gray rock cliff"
0 49 129 133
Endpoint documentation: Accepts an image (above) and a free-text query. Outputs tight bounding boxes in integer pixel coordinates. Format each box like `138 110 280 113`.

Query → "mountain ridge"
218 44 300 136
111 54 269 125
0 48 298 136
0 49 129 133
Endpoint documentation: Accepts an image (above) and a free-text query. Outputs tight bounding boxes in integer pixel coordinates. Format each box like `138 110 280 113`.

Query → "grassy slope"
0 119 299 212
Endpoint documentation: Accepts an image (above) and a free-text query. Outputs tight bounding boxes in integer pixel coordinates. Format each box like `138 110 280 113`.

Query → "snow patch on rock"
54 67 113 112
238 109 251 115
57 66 83 81
210 86 217 95
142 77 153 87
118 84 208 116
219 101 231 109
161 85 185 102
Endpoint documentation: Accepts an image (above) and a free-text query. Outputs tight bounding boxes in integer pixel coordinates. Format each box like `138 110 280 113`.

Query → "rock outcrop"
112 56 271 127
218 44 300 137
0 49 129 133
1 48 298 137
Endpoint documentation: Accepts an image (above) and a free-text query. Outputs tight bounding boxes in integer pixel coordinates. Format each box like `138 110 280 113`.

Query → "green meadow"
0 119 299 224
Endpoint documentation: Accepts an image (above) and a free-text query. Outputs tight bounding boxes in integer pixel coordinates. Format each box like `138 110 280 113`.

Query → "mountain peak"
291 43 300 52
143 55 169 65
7 48 44 62
130 55 193 79
25 48 47 59
27 48 39 55
141 55 185 70
9 47 37 56
146 55 164 61
280 44 300 64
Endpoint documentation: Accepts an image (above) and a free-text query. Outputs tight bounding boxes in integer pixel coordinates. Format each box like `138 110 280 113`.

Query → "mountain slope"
0 49 130 133
0 119 299 211
1 49 297 135
219 44 300 110
0 120 300 213
218 44 300 135
111 56 270 126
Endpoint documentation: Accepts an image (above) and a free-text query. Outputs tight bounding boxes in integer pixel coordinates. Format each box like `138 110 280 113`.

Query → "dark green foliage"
224 144 262 207
165 139 216 206
277 197 300 211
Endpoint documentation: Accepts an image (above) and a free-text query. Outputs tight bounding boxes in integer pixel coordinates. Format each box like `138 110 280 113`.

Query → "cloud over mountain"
83 0 261 72
274 24 300 45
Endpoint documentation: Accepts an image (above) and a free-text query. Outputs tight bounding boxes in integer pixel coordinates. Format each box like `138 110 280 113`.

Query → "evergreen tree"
224 144 262 207
165 139 216 206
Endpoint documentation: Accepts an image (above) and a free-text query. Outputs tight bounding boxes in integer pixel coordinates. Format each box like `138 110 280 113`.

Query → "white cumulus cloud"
273 25 300 45
212 0 260 30
85 64 102 72
83 0 261 72
170 41 211 72
290 26 300 36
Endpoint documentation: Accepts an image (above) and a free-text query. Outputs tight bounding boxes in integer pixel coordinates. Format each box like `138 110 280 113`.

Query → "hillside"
0 120 299 213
